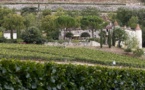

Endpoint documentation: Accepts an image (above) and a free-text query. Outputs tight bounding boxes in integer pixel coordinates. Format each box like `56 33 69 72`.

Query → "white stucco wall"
124 29 142 49
135 30 142 48
4 33 17 39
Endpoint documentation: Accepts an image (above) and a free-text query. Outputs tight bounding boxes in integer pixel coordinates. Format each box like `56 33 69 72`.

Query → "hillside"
0 43 145 68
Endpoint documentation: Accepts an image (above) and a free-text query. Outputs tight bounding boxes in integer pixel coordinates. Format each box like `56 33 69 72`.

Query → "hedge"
0 59 145 89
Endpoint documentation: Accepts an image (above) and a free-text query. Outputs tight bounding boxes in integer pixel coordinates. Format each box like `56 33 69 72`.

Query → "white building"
3 30 17 39
59 29 100 40
112 21 142 49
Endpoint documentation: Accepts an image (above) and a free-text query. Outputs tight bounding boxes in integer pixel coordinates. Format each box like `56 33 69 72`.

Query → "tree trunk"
118 40 121 48
10 30 13 40
91 29 94 38
108 30 112 48
100 29 103 48
112 30 115 46
63 28 67 40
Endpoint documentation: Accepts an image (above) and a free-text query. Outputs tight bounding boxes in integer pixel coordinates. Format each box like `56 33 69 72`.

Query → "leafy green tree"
99 30 106 48
42 9 51 17
54 8 66 16
21 26 45 44
98 22 108 48
41 15 59 40
23 13 37 29
116 8 145 47
0 7 14 26
116 8 133 26
113 28 127 48
81 16 103 38
66 10 81 17
56 15 75 39
124 36 139 50
81 7 100 16
2 14 25 39
128 16 139 29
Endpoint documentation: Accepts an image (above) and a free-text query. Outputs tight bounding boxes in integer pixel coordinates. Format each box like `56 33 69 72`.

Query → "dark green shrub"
21 26 45 44
81 32 90 37
0 37 7 43
124 48 132 52
133 49 144 57
65 32 73 39
1 59 145 89
88 38 100 42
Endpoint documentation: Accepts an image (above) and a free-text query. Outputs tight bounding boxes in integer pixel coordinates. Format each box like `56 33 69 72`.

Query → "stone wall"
0 0 141 4
3 3 145 12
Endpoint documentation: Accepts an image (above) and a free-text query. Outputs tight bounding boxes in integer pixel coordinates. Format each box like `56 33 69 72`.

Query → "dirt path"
95 46 125 55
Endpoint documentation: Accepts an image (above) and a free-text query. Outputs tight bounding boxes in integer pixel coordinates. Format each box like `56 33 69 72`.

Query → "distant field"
0 43 145 68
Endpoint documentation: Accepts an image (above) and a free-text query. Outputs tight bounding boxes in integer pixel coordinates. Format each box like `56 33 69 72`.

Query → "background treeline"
1 6 145 47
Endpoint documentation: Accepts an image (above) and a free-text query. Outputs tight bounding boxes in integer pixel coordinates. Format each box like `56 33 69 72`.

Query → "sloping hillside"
0 43 145 68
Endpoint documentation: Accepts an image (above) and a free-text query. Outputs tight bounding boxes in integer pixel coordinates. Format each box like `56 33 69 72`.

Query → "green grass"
0 43 145 68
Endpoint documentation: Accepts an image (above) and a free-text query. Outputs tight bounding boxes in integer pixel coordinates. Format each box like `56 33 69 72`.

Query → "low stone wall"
44 41 100 47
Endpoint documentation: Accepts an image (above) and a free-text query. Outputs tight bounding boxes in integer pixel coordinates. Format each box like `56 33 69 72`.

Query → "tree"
128 16 139 29
66 10 81 17
113 28 127 48
23 13 37 30
99 21 108 48
81 7 100 16
41 15 59 40
99 30 106 48
124 36 139 50
0 7 14 27
108 30 112 48
54 8 66 16
56 15 76 39
42 9 51 17
21 26 45 44
2 14 25 39
81 16 103 38
116 8 133 26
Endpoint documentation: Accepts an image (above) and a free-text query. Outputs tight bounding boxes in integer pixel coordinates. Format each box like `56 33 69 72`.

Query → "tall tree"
0 7 14 27
128 16 139 29
81 16 103 38
23 13 37 30
66 10 81 17
108 30 112 48
2 14 24 39
56 15 75 39
41 15 59 40
116 8 133 26
54 8 66 16
42 9 51 17
113 28 127 48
